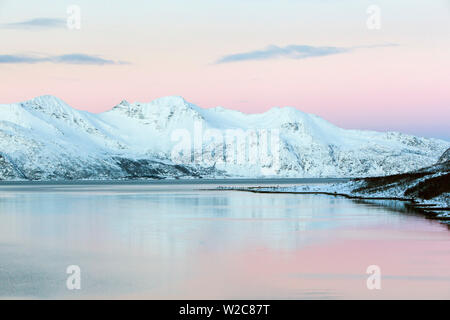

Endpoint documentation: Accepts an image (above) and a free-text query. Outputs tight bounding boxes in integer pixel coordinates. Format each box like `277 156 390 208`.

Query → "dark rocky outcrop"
437 148 450 164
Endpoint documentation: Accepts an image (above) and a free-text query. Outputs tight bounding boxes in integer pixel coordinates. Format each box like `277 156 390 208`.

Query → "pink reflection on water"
134 226 450 300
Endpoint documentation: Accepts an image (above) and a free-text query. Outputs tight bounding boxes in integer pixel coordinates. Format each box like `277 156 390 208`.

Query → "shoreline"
0 177 349 186
217 186 450 222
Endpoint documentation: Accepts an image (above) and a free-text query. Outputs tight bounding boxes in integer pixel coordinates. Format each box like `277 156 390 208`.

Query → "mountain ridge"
0 95 448 181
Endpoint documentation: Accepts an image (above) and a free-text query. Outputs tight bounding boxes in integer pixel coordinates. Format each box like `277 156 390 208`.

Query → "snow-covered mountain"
0 95 448 180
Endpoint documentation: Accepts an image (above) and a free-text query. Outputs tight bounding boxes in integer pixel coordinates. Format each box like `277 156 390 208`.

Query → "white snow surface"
0 95 449 180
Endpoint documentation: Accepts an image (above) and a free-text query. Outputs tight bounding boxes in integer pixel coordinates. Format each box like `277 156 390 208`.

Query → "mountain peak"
148 96 190 108
152 95 186 102
111 96 191 112
23 95 75 116
27 95 69 107
118 99 130 106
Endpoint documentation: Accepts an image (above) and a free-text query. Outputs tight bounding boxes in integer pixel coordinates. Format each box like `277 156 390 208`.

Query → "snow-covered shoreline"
222 150 450 220
218 177 450 221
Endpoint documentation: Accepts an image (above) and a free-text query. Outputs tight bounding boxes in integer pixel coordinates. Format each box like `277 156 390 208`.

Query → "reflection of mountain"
0 95 448 180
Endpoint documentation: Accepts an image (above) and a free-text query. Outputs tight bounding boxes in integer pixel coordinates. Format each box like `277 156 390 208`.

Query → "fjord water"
0 181 449 299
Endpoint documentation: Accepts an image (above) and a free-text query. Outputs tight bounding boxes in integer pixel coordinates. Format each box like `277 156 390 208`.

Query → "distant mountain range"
0 95 448 180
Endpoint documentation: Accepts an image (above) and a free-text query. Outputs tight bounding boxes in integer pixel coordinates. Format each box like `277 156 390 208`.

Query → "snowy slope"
0 95 448 180
236 150 450 219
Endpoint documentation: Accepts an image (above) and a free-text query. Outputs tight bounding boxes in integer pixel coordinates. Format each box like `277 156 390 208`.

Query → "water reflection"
0 183 449 299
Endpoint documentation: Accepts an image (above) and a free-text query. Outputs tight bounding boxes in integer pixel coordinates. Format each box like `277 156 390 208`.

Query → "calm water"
0 181 449 299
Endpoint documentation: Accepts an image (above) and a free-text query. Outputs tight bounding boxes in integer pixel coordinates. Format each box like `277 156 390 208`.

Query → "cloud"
0 53 128 65
215 44 397 64
0 55 42 64
1 18 66 29
52 54 128 65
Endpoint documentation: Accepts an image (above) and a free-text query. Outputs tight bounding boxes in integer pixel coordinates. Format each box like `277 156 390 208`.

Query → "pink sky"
0 0 449 139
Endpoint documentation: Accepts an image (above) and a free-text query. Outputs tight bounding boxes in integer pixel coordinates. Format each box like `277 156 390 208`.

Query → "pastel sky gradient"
0 0 449 139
